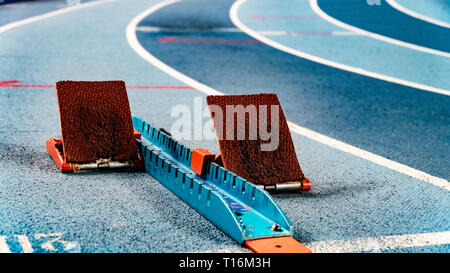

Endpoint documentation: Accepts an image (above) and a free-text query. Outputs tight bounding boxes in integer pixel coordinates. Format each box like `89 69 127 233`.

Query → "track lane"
0 0 245 253
0 0 448 253
0 0 96 28
136 0 450 180
387 0 450 29
132 0 450 253
235 0 450 94
316 0 450 55
394 0 450 27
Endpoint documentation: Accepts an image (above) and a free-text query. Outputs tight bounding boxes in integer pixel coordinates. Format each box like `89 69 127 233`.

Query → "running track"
0 0 448 253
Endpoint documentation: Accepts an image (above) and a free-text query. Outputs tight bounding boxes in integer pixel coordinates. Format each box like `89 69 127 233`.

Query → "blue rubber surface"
137 0 450 180
236 0 450 91
395 0 450 25
0 0 93 26
0 0 239 253
0 0 449 253
317 0 450 53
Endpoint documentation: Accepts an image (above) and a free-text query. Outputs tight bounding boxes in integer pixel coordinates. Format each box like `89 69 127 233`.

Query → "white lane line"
0 0 116 34
127 0 449 190
386 0 450 29
287 122 450 190
310 0 450 58
230 0 450 97
14 235 33 253
193 247 252 253
136 26 242 32
0 236 11 253
136 26 358 36
127 0 222 96
307 231 450 253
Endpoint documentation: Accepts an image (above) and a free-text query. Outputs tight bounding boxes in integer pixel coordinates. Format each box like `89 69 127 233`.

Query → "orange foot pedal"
46 81 143 172
205 93 311 192
245 237 311 253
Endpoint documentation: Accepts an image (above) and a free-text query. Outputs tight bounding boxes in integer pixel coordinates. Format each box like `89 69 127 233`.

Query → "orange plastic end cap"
191 148 215 176
301 178 311 191
133 129 141 140
45 138 73 172
245 236 312 253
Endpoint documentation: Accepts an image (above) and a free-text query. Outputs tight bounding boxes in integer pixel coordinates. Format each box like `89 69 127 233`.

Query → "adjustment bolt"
271 224 282 232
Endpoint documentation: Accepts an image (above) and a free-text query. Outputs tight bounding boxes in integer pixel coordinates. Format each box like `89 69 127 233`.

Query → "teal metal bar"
133 116 293 244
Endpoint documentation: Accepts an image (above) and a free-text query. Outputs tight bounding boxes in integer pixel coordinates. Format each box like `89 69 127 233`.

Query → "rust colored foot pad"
206 94 307 186
56 81 137 163
245 237 312 253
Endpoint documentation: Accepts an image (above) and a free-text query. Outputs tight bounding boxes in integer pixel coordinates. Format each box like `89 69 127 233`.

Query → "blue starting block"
132 116 294 244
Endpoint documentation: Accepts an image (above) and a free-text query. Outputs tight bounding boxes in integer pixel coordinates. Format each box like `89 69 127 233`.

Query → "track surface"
317 0 450 53
236 0 450 91
0 0 449 253
394 0 450 26
138 0 449 179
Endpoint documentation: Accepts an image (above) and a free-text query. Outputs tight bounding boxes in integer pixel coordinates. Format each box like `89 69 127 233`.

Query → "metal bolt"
271 224 282 232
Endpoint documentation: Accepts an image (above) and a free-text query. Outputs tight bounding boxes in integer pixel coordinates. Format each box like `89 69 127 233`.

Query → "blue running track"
0 0 448 253
317 0 450 53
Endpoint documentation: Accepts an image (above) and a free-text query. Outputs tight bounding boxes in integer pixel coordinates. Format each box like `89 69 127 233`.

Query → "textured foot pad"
206 94 305 185
56 81 137 163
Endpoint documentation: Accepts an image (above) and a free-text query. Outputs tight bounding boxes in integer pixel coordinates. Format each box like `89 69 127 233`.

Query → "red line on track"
157 37 262 44
2 84 56 88
0 81 194 90
0 80 21 85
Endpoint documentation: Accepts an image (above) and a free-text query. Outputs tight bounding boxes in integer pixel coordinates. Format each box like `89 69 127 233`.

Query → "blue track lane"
0 0 449 253
395 0 450 25
0 0 92 27
237 0 450 91
317 0 450 53
0 0 245 253
137 0 450 180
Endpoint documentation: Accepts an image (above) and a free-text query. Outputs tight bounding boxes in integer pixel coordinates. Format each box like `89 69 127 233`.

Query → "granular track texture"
206 94 305 185
56 81 137 163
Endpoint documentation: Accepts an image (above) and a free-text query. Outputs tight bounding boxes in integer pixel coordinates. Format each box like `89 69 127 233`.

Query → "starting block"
202 93 311 192
133 117 311 253
46 81 310 252
46 81 143 172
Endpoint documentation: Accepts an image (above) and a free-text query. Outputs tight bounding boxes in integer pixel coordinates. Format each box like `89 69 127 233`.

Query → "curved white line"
126 0 222 96
387 0 450 29
0 0 116 34
206 230 450 252
310 0 450 58
307 231 450 253
127 0 449 190
230 0 450 97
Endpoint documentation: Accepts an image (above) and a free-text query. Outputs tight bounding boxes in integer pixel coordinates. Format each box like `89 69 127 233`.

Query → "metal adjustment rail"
133 116 311 252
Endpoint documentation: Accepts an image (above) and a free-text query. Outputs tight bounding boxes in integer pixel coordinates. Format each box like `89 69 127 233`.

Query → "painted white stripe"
193 247 252 253
136 26 242 33
310 0 450 58
287 122 450 190
307 231 450 253
387 0 450 29
331 30 360 36
136 26 357 36
230 0 450 97
0 236 11 253
127 0 449 190
258 30 358 36
126 0 222 97
14 235 33 253
0 0 116 34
